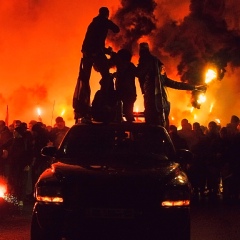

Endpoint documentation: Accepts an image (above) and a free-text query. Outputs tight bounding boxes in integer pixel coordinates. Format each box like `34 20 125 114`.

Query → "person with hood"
73 7 120 123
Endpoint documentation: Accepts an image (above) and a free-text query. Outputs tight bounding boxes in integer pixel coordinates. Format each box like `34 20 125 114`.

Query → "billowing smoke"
111 0 240 84
110 0 157 50
109 0 240 126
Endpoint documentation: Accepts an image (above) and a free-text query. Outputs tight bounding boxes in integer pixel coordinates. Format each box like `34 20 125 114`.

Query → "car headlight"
161 189 190 207
35 185 63 204
161 172 191 207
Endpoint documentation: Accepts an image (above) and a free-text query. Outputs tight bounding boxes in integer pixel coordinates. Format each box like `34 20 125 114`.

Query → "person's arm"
163 75 206 91
108 20 120 33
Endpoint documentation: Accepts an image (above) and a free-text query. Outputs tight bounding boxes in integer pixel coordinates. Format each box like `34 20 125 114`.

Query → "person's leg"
74 55 93 119
95 54 111 95
122 100 135 122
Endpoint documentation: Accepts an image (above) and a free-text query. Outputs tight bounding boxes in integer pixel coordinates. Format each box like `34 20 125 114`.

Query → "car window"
57 124 176 164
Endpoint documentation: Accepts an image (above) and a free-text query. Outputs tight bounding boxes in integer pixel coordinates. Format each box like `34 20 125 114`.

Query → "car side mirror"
176 149 193 171
41 146 57 158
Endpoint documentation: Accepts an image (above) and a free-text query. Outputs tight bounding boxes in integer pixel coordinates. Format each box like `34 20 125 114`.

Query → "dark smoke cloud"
109 0 240 125
110 0 157 50
111 0 240 85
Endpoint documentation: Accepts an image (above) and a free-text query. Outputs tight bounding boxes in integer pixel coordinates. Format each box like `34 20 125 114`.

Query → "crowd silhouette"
0 114 239 206
0 117 69 207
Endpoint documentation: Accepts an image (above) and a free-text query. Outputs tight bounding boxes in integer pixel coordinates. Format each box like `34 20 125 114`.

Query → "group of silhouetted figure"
0 117 69 206
72 7 206 129
169 115 240 203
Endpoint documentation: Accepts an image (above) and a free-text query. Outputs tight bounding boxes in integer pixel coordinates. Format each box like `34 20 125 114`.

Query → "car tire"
30 212 61 240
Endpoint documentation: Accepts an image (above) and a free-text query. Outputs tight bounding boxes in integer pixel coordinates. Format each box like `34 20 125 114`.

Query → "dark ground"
1 196 240 240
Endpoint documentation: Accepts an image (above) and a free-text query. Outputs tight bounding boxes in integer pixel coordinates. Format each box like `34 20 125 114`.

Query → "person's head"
29 120 37 131
32 122 45 136
207 121 218 133
181 119 189 130
55 116 66 129
139 42 150 56
99 7 109 18
20 122 28 131
14 125 25 138
193 122 201 131
169 125 178 134
117 49 132 63
219 127 229 139
230 115 239 128
13 120 21 128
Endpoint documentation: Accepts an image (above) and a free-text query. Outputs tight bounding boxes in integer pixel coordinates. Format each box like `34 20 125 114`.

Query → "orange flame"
205 69 217 84
0 177 7 198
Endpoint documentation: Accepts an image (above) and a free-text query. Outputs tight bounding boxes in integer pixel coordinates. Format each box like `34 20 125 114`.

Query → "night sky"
1 0 239 127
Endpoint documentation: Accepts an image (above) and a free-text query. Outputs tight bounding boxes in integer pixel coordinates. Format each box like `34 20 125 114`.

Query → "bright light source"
36 196 64 203
215 118 221 124
162 200 190 207
37 107 41 116
197 93 206 104
205 69 217 84
61 109 66 116
0 185 7 198
209 103 214 113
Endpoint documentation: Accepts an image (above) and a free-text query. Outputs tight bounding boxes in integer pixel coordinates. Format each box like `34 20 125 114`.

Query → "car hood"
52 151 179 181
48 154 183 209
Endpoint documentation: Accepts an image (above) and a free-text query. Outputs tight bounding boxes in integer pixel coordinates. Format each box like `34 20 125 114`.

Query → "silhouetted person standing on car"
137 42 206 130
115 49 137 122
73 7 120 123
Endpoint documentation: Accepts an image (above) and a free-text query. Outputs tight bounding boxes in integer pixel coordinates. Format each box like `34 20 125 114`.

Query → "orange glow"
0 177 7 198
205 69 217 84
0 186 7 198
215 118 221 124
61 109 66 116
37 108 41 116
134 106 139 113
162 200 190 207
209 103 214 113
0 1 239 128
197 93 206 104
36 196 63 203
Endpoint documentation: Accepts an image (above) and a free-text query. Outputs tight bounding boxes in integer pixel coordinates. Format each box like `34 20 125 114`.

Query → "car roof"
72 121 168 132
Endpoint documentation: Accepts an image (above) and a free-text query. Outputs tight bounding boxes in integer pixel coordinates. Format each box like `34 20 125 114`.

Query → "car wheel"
30 212 61 240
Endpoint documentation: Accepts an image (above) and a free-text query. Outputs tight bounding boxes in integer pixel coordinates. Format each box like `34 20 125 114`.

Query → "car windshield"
57 123 176 165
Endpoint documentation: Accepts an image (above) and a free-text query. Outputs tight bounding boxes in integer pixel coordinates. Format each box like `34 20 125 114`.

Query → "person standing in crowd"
28 120 37 132
226 115 239 138
137 42 206 130
8 125 33 206
73 6 120 123
31 122 50 191
0 120 13 177
192 121 221 199
178 118 195 150
169 124 189 150
49 117 69 148
115 49 137 122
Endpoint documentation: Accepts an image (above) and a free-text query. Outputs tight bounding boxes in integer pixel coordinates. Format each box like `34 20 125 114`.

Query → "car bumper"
33 202 190 240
